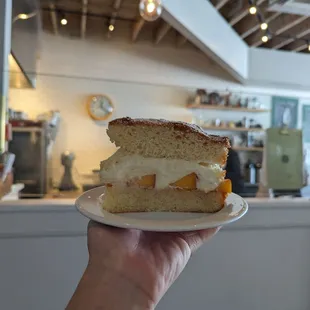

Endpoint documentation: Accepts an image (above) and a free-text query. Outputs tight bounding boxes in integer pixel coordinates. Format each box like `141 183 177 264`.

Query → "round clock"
87 95 114 121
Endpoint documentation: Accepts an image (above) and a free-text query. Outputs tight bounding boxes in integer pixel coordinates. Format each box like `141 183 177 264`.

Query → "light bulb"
19 13 28 20
139 0 162 22
60 18 67 25
109 24 114 31
260 22 268 30
146 2 156 13
249 6 257 15
261 35 269 43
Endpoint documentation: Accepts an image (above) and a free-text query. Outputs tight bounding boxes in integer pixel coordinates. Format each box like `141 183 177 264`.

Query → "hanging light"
249 5 257 14
248 0 257 15
19 14 28 20
12 11 37 23
60 17 68 25
139 0 162 22
261 32 271 43
108 24 114 32
260 22 268 30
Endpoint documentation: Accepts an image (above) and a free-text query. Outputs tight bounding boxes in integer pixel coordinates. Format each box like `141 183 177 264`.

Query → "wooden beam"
48 2 58 35
215 0 230 10
229 0 266 26
132 18 145 42
286 40 309 52
107 0 123 38
81 0 88 39
292 42 307 52
176 34 187 47
246 14 308 47
236 12 280 39
155 22 171 44
269 18 310 50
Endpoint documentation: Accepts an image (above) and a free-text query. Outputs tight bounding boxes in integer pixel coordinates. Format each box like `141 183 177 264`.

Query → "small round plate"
75 186 248 232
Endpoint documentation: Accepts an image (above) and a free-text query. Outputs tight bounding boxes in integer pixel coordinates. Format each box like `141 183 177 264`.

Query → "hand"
71 221 219 310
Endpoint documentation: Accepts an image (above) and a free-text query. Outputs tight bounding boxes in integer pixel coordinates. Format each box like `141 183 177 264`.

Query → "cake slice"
100 117 231 213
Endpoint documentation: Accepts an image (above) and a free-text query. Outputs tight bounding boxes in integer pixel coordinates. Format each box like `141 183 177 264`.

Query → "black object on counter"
225 148 244 195
59 152 78 191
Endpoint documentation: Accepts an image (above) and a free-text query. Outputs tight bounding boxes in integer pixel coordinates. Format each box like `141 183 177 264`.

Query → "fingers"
180 227 221 253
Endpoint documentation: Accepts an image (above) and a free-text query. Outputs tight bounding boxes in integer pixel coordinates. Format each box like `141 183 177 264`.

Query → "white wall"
8 33 236 183
248 47 310 91
8 33 310 183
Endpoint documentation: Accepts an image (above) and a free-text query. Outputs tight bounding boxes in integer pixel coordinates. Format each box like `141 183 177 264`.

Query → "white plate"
75 186 248 232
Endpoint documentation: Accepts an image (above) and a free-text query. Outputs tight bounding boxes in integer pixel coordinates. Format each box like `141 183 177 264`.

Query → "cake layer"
107 117 230 164
102 186 228 213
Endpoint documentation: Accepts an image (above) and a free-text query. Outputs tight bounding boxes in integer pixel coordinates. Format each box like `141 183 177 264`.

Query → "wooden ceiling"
210 0 310 53
40 1 310 54
40 0 192 48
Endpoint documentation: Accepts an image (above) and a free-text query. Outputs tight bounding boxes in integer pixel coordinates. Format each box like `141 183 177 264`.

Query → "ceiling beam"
292 42 307 52
236 12 280 39
132 18 145 42
80 0 88 39
107 0 123 38
48 2 58 35
229 0 266 26
268 19 310 50
246 14 308 47
215 0 230 10
155 22 171 44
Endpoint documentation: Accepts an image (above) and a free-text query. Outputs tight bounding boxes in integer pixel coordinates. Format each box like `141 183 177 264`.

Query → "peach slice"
170 173 197 190
135 174 156 189
217 179 232 194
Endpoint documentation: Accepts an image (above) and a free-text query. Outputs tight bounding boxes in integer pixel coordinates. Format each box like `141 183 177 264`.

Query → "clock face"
87 95 114 120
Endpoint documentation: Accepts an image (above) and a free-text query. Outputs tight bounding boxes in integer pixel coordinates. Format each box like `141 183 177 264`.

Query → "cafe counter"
1 197 310 310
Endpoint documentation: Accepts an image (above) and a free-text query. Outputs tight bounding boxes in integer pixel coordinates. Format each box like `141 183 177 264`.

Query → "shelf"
187 104 270 113
202 126 264 132
12 127 42 133
233 146 264 152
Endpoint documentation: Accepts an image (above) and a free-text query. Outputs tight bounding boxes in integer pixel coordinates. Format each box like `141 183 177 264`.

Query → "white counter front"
0 198 310 310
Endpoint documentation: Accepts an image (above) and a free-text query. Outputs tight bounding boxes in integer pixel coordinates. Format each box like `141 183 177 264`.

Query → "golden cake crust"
109 117 230 148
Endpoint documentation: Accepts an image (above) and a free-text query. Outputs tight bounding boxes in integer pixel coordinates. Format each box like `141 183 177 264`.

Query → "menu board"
302 105 310 143
271 96 298 129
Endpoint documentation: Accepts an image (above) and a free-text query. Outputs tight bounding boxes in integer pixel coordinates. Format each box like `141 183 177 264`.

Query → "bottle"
245 160 256 184
255 162 262 184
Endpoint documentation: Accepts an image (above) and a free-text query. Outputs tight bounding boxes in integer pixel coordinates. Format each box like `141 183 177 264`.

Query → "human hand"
86 221 220 309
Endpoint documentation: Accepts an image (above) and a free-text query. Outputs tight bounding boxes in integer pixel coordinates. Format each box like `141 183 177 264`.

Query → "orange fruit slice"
170 173 197 190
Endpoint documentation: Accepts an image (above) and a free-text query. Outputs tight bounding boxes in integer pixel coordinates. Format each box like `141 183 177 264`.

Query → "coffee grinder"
59 151 78 191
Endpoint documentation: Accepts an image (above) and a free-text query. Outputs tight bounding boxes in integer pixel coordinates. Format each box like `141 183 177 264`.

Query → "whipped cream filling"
100 153 224 192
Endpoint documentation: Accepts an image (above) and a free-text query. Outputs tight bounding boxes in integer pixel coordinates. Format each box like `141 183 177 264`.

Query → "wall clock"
86 95 114 121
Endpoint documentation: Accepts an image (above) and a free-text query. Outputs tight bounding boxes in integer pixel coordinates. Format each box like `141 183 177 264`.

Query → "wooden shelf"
233 146 264 152
187 104 270 113
202 126 264 132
